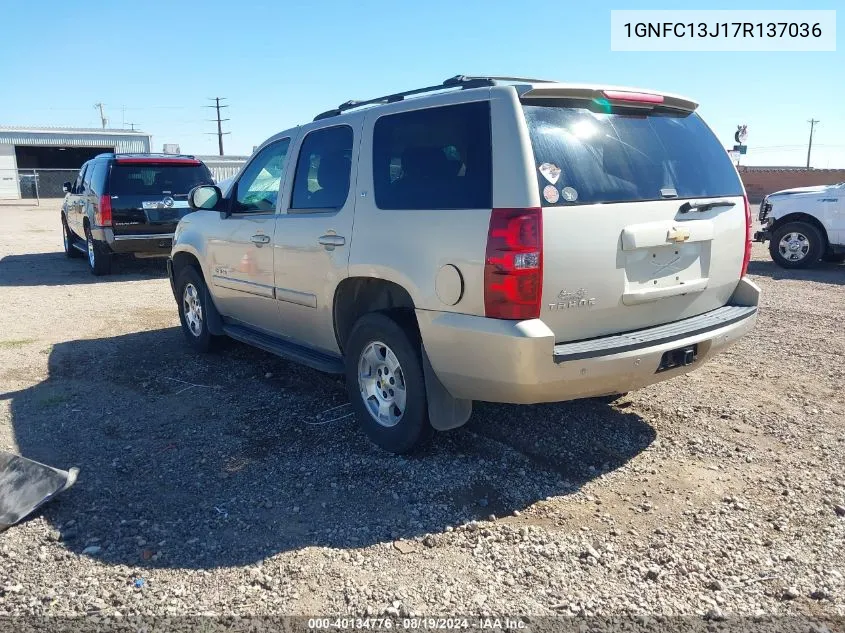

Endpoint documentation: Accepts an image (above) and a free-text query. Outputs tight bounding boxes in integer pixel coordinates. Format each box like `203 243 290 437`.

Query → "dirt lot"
1 201 843 627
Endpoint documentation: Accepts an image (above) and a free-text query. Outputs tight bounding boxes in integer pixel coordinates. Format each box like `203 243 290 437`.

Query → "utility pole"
806 119 820 169
93 103 108 129
205 97 230 156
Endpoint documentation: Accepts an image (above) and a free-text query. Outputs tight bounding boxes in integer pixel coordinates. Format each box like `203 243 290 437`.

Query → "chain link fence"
0 169 80 204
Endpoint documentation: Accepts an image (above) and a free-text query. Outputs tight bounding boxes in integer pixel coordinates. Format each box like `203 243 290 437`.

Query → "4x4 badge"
549 288 596 310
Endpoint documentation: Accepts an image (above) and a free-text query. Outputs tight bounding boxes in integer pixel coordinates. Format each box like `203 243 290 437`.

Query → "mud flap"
421 345 472 431
0 451 78 531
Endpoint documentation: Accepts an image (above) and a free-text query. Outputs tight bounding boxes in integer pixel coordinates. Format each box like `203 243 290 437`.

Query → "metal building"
0 126 152 199
194 154 249 182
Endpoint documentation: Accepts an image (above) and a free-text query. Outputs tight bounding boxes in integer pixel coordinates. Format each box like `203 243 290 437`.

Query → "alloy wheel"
778 231 810 262
182 283 204 337
357 341 407 428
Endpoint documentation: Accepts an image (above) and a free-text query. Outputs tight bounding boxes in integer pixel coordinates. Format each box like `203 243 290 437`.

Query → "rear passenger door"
272 120 362 353
67 164 88 236
78 163 95 231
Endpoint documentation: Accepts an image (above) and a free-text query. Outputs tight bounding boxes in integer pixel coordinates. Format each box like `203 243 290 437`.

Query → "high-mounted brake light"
95 195 112 227
116 157 201 165
741 195 752 277
601 90 664 104
484 208 543 320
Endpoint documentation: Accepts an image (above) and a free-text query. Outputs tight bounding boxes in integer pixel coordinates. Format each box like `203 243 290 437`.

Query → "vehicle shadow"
0 252 168 287
6 328 655 570
747 259 844 286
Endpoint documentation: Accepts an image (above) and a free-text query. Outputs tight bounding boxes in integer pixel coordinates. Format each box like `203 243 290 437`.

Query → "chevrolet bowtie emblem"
667 226 691 243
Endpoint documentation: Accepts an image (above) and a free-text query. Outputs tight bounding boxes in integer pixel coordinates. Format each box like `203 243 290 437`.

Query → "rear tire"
62 216 82 259
769 221 823 269
344 312 432 454
176 266 216 353
84 224 112 275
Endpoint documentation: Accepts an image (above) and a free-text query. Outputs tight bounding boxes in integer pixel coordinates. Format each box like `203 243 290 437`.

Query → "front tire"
769 221 824 269
84 225 112 275
344 313 431 454
176 266 215 353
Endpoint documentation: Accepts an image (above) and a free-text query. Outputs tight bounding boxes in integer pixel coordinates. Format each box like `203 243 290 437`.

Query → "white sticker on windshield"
543 185 560 204
561 187 578 202
538 163 561 185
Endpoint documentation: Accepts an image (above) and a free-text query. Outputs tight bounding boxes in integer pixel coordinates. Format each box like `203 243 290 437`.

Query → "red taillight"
95 195 112 226
741 195 752 277
484 208 543 320
601 90 664 104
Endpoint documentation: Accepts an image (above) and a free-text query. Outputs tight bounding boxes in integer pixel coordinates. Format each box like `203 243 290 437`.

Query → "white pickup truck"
754 182 845 268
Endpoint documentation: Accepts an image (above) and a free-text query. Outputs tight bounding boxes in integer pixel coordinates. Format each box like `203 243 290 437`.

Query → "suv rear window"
373 101 492 210
108 163 213 196
522 102 743 206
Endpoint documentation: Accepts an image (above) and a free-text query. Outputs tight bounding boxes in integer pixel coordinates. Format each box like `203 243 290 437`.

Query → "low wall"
739 168 845 203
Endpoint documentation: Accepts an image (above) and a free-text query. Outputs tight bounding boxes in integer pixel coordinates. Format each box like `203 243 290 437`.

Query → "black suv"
61 153 214 275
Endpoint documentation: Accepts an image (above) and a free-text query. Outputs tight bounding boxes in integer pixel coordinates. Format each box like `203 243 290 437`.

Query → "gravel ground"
0 201 843 630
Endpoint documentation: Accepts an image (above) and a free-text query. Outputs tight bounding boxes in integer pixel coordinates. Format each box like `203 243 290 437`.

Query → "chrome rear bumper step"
553 305 757 362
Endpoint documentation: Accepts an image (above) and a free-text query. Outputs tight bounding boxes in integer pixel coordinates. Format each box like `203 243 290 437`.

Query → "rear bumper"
418 278 760 405
89 227 174 255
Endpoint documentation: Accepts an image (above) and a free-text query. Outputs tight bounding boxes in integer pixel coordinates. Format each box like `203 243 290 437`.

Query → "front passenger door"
206 137 292 335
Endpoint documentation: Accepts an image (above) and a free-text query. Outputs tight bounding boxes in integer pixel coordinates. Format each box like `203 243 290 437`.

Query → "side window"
233 139 291 212
89 162 107 197
81 163 94 195
290 126 354 211
372 101 492 210
72 164 88 194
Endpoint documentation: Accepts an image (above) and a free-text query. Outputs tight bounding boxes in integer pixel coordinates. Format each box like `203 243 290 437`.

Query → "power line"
807 119 820 169
205 97 230 156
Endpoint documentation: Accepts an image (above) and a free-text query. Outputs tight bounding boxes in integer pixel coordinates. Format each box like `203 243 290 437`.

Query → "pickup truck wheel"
769 222 823 269
62 216 82 258
345 313 431 454
84 225 112 275
176 266 215 352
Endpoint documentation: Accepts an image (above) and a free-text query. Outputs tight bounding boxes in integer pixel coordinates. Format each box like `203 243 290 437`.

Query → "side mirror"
188 185 223 211
62 182 72 193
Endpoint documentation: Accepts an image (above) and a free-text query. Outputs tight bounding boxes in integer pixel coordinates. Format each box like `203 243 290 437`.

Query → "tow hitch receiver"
657 344 698 373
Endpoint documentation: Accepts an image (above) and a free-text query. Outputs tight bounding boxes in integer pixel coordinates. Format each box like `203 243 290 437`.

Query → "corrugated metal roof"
0 125 149 136
0 126 151 153
738 166 845 173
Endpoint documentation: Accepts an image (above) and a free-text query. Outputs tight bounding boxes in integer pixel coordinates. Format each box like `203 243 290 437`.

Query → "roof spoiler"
520 85 698 112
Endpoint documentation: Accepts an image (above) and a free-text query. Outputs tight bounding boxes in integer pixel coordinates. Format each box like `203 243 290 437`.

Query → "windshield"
522 102 743 206
109 163 214 196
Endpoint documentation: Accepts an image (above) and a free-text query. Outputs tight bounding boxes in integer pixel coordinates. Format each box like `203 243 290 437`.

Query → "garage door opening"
14 145 114 198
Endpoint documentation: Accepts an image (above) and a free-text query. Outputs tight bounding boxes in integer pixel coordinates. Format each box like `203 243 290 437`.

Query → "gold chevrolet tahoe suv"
168 75 760 454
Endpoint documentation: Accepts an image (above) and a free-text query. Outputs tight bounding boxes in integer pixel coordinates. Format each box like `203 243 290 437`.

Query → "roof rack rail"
313 74 555 121
443 75 556 86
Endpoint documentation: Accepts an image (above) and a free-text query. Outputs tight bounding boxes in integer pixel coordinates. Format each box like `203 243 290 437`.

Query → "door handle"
250 234 271 245
318 234 345 248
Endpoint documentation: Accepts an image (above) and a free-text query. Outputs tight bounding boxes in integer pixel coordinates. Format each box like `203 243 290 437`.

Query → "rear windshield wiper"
678 199 736 214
